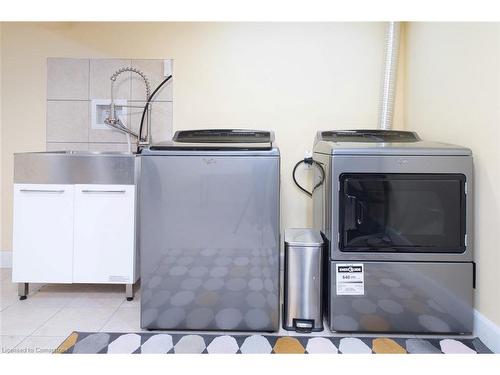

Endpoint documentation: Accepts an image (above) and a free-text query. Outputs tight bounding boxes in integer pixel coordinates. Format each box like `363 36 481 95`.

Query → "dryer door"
328 155 473 262
339 173 466 254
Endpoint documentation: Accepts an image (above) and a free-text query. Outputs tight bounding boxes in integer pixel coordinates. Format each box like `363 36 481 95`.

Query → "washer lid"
174 129 273 143
150 129 274 151
284 229 324 247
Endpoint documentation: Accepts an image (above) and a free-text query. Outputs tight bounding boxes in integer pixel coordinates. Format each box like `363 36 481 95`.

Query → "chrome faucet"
104 67 152 146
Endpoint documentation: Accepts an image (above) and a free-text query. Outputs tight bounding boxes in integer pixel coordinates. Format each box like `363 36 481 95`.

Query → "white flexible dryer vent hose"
378 21 401 130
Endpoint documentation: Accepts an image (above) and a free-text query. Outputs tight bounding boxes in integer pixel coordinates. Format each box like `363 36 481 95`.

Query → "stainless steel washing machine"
139 129 280 331
312 130 474 334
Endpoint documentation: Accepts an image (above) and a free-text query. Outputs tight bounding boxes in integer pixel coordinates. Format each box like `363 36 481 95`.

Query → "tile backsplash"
47 58 89 101
46 58 173 152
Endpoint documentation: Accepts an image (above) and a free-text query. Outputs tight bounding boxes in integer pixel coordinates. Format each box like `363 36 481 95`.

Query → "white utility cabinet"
12 184 75 283
12 182 138 300
73 184 136 283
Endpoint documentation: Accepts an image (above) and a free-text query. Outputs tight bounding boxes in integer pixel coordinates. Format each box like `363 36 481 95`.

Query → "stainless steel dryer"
139 129 280 331
312 130 474 334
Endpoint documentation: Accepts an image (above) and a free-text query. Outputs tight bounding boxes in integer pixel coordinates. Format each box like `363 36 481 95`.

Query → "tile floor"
0 268 473 354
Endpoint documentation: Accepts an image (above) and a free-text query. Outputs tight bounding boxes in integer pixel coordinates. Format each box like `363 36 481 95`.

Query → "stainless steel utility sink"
14 151 138 185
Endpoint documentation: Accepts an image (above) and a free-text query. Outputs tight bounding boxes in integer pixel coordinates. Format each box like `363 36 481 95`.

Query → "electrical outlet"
163 59 173 77
304 151 312 167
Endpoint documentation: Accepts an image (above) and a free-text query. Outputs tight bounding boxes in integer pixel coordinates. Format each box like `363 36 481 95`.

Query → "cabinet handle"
81 189 126 194
20 189 65 193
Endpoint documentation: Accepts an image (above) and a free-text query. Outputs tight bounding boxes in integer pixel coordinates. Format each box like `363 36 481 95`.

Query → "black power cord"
292 157 325 197
137 74 173 153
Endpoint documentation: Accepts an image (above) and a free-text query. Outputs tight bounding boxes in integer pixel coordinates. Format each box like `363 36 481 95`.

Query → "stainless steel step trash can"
283 228 324 332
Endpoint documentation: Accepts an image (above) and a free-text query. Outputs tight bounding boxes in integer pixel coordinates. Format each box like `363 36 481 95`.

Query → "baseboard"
474 309 500 353
0 250 12 268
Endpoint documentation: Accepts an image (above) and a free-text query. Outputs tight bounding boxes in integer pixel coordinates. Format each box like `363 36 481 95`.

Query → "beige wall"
1 22 392 251
405 23 500 326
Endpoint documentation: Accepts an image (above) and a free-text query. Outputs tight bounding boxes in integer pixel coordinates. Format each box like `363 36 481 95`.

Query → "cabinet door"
73 184 136 283
12 184 74 283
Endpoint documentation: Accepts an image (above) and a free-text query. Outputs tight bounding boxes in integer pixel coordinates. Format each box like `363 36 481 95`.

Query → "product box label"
336 263 364 295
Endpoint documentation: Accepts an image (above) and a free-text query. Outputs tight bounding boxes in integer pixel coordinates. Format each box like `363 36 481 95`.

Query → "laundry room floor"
0 268 479 354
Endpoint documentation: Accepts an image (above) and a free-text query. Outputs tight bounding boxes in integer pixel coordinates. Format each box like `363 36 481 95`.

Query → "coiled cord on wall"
292 157 325 198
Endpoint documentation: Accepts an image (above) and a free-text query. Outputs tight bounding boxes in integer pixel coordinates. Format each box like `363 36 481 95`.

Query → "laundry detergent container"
283 229 324 332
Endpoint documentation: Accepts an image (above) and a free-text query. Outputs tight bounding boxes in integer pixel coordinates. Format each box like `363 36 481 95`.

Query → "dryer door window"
339 173 466 253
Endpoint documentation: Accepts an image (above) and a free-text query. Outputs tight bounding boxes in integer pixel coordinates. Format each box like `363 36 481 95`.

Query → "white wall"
405 22 500 327
1 22 393 252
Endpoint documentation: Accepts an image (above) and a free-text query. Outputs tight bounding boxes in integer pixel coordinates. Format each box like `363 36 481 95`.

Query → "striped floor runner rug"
56 332 492 354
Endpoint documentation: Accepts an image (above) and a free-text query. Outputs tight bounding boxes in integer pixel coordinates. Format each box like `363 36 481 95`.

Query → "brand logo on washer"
203 158 216 165
396 158 408 166
338 265 362 273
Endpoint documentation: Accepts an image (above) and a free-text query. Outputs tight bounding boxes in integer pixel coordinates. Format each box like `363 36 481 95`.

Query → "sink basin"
14 151 137 185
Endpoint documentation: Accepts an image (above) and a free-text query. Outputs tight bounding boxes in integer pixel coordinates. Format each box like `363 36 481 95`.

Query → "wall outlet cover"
304 151 312 167
163 59 173 77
